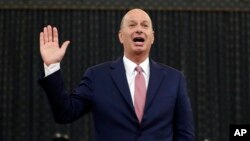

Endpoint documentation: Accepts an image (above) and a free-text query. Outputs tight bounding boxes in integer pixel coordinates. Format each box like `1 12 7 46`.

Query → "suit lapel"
109 58 165 121
144 60 165 112
109 58 134 112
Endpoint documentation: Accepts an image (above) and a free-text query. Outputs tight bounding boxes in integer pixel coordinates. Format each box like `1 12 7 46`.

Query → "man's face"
119 9 154 57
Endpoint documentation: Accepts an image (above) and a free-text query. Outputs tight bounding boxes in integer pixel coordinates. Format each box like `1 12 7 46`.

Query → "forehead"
123 10 152 23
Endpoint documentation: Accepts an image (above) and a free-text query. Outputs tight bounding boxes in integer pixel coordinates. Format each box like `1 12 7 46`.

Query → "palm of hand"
40 42 63 65
40 25 70 66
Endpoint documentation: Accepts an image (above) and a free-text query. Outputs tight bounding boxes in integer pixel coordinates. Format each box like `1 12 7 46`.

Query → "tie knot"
135 66 143 73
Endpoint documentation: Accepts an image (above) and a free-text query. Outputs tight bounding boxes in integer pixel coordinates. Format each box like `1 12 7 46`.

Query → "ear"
151 31 155 44
118 30 124 44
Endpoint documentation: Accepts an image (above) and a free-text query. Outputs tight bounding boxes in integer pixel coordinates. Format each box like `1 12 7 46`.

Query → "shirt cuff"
44 63 60 77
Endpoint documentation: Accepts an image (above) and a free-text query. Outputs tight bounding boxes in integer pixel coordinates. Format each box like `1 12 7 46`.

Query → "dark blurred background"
1 0 250 141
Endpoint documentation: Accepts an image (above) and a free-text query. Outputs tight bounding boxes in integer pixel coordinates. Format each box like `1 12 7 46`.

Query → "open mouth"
133 37 145 42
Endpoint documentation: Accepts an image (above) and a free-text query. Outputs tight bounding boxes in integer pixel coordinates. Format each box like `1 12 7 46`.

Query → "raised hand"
40 25 70 66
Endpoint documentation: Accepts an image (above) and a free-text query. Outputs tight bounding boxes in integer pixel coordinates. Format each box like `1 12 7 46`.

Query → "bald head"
118 8 155 64
120 9 153 30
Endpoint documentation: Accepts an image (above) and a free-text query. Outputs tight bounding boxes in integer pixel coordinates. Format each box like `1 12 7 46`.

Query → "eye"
143 24 149 28
129 24 136 27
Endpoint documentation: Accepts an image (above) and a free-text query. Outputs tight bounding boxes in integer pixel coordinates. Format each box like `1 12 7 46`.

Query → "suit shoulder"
87 61 114 71
156 62 184 76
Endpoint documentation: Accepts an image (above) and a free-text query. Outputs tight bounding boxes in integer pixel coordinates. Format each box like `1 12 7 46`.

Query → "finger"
61 41 70 53
43 27 48 43
53 27 59 43
40 32 44 47
47 25 53 42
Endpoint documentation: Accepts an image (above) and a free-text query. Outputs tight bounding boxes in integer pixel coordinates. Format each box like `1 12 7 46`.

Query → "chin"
133 49 146 55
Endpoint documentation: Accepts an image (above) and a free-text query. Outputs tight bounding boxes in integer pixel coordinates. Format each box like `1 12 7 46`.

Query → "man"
39 8 195 141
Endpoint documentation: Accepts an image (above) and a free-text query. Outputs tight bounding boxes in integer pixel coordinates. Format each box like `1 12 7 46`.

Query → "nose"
136 30 143 34
135 26 143 34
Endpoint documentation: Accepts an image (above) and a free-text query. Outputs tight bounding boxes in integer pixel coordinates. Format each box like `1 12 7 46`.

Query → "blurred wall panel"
0 3 250 141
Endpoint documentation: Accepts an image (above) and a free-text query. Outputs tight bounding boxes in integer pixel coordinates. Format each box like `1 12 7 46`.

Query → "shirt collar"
123 56 150 76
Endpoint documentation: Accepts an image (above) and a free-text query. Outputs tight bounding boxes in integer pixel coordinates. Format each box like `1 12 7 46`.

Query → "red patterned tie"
134 66 146 123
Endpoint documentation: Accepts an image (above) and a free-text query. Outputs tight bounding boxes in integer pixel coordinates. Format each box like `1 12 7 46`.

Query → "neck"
124 53 148 65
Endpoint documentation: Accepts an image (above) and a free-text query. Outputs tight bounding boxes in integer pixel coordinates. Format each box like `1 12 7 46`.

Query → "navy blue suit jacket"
39 58 195 141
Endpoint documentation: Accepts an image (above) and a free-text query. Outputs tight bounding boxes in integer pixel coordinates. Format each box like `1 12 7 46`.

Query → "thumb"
61 41 70 52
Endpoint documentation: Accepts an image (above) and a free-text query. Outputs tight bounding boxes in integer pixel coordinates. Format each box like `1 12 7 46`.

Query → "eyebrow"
127 20 150 24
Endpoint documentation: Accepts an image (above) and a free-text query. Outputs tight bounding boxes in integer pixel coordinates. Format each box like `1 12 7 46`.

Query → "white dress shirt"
123 56 150 104
44 62 60 77
44 56 150 104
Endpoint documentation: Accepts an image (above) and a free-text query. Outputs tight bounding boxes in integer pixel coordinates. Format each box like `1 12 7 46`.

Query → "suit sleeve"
38 69 94 124
173 74 195 141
